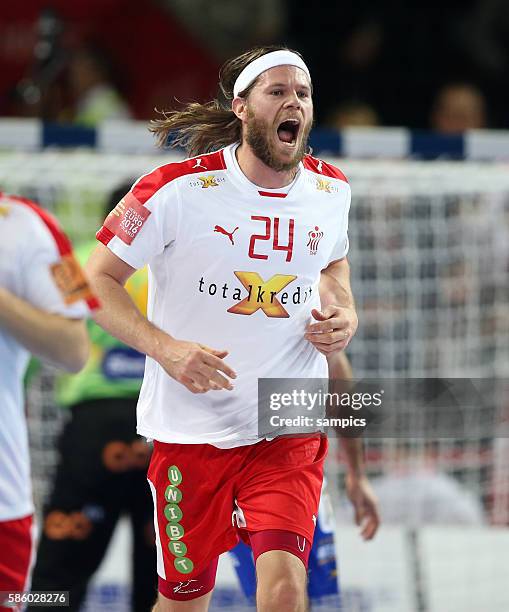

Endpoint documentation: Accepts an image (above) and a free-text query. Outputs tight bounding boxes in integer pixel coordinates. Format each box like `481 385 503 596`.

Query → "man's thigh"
235 434 328 543
147 435 326 603
147 442 240 600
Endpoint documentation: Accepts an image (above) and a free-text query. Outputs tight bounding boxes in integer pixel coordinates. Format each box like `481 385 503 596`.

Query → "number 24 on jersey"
248 216 294 262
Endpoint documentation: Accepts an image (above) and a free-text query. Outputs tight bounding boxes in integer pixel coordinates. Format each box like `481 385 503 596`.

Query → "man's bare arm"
305 258 358 355
0 287 88 372
327 350 379 540
85 244 236 394
326 351 364 480
321 257 355 310
326 350 365 477
327 353 366 478
320 274 380 540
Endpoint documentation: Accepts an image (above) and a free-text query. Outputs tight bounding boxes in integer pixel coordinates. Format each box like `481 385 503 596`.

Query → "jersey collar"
223 143 304 199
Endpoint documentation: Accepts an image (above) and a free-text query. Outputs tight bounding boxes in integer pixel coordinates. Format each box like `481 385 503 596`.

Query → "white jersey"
0 194 92 521
97 143 351 447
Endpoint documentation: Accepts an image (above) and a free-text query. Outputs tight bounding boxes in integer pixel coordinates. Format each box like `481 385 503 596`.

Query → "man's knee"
256 551 308 611
258 574 307 610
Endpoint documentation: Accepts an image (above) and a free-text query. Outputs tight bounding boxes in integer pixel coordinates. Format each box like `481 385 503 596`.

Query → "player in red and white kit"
87 46 379 611
0 193 96 610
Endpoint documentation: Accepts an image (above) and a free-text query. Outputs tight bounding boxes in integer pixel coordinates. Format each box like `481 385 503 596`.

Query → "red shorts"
147 434 327 587
0 514 35 610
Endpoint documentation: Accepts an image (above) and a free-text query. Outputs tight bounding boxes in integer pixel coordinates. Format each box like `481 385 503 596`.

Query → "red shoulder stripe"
9 195 99 310
9 195 73 256
97 150 226 247
132 149 226 205
95 150 226 245
303 156 348 183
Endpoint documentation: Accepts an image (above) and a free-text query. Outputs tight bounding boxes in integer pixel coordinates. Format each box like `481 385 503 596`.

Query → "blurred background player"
28 184 156 612
0 191 94 610
337 442 486 526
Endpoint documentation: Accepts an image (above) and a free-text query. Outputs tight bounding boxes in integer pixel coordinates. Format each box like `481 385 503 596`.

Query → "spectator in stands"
68 45 132 126
325 100 380 129
430 83 487 133
167 0 286 59
453 0 509 127
29 184 156 612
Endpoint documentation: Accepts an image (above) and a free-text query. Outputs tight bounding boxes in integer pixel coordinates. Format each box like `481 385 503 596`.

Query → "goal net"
2 149 508 611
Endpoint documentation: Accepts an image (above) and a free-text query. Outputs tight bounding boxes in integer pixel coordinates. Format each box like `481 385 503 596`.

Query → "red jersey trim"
8 194 73 256
303 156 348 183
5 194 99 310
132 149 226 205
96 150 227 246
96 226 115 246
258 191 287 198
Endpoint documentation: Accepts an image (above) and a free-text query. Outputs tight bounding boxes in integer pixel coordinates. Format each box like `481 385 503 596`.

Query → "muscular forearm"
86 245 235 395
327 351 365 478
339 438 366 478
327 352 379 537
322 258 355 310
0 287 88 372
89 271 169 361
308 259 358 355
327 350 352 379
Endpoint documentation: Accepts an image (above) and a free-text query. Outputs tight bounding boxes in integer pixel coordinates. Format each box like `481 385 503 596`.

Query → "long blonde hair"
149 45 303 156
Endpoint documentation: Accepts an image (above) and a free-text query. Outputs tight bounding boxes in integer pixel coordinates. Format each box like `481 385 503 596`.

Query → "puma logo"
214 225 239 245
192 158 207 170
296 536 306 553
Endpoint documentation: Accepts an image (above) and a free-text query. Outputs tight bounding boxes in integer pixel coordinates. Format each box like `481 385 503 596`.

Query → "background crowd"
1 0 508 132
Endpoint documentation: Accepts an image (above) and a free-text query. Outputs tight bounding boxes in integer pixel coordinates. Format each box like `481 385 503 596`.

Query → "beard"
244 109 312 172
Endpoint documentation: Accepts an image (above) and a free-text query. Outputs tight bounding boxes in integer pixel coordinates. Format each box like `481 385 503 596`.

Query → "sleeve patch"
103 192 152 245
50 253 96 306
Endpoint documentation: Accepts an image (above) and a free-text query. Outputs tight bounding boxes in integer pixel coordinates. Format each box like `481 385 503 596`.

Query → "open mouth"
277 119 300 146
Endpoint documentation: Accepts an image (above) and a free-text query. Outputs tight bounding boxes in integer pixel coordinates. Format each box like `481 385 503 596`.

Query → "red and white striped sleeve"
96 162 184 270
7 194 99 316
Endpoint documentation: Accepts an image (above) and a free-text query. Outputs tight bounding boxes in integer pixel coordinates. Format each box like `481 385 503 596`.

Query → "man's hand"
345 472 380 540
159 338 237 394
86 246 237 395
305 305 358 355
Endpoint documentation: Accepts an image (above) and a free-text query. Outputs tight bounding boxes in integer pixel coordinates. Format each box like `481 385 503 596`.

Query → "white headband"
233 50 311 98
